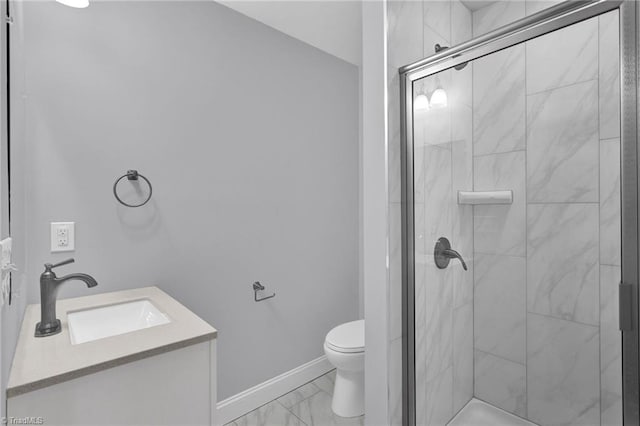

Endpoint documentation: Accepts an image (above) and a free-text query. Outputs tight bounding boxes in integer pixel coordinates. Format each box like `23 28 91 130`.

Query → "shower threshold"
447 398 538 426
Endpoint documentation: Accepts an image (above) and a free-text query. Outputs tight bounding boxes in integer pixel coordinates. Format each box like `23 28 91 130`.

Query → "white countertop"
7 286 217 398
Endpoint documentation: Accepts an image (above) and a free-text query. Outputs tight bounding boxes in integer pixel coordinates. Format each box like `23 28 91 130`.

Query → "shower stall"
400 1 639 425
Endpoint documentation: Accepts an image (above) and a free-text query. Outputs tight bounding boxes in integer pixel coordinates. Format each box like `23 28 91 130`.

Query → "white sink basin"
67 299 171 345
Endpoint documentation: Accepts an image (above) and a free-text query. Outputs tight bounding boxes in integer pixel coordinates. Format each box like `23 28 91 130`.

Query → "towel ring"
113 170 153 208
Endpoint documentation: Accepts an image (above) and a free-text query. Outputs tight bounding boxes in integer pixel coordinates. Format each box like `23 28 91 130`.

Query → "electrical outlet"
51 222 75 252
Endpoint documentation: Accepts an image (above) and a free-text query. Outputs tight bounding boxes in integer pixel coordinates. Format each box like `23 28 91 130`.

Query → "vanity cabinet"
6 287 217 426
8 340 216 425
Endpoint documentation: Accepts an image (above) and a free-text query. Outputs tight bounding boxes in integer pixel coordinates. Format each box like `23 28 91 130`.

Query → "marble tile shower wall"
413 56 475 426
388 2 623 426
386 1 473 425
471 5 622 426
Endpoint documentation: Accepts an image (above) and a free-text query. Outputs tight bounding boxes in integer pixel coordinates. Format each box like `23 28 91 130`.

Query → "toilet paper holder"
253 281 276 302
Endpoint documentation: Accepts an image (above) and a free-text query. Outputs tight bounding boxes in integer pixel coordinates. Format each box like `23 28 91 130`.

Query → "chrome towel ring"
113 170 153 208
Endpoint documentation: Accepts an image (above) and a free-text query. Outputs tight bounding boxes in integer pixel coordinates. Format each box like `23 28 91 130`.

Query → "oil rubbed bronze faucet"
35 258 98 337
434 237 468 271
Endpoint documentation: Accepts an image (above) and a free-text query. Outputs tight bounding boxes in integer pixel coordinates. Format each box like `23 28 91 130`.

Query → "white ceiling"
217 1 362 66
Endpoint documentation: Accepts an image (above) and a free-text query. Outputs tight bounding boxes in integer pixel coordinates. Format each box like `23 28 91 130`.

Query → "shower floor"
447 399 538 426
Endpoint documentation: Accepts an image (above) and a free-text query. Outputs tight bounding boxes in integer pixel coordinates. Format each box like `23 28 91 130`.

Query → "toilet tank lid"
325 319 364 350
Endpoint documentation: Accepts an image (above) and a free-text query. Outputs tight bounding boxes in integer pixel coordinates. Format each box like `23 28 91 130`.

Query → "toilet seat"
325 320 364 353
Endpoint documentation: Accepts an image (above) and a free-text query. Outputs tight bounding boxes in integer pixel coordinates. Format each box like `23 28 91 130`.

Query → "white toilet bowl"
324 319 364 418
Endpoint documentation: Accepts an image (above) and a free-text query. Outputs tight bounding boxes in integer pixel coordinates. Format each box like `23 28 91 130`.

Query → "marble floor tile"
312 370 336 395
474 350 527 417
473 45 526 156
599 11 621 141
474 253 526 364
277 382 321 409
600 138 621 266
290 391 364 426
227 370 358 426
527 313 600 426
526 17 598 94
231 401 306 426
473 151 526 257
527 203 599 325
527 80 599 203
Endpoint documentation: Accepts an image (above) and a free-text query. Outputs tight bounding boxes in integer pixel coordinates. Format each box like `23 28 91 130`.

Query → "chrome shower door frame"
399 1 639 425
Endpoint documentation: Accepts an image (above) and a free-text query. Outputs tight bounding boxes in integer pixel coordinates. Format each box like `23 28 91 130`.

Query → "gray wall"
22 0 359 399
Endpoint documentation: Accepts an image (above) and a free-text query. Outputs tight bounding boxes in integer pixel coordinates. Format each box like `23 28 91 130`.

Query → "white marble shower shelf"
457 190 513 205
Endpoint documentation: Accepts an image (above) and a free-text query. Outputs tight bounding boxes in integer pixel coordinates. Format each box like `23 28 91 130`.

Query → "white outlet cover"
51 222 75 252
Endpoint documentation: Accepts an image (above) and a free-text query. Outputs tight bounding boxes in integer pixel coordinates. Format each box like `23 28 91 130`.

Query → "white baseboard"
216 355 333 425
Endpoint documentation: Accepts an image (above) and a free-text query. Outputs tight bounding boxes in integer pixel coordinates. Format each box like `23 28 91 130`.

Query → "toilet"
323 319 365 418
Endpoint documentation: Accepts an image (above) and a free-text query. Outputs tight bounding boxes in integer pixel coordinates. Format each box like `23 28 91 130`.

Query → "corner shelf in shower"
457 191 513 205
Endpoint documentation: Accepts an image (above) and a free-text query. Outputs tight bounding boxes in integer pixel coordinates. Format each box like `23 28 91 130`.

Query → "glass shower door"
408 8 626 426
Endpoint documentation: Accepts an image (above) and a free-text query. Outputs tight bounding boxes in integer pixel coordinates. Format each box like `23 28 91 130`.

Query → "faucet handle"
434 238 468 271
44 258 75 271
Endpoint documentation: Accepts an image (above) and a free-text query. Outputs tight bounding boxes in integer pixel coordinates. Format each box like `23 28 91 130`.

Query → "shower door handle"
434 237 468 271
